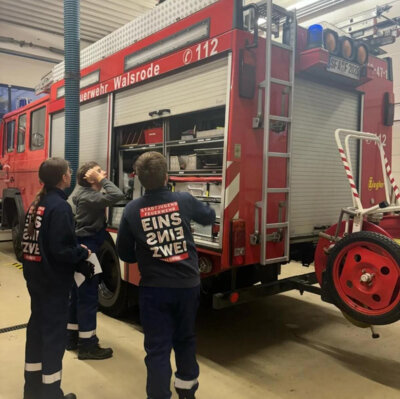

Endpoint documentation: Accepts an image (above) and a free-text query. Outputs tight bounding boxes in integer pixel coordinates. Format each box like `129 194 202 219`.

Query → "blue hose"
64 0 80 194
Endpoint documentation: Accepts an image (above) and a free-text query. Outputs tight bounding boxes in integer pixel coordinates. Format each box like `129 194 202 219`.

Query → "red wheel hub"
333 241 400 313
314 221 391 285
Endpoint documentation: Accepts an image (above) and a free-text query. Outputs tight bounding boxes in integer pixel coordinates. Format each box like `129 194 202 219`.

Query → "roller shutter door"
50 97 109 169
78 98 109 169
50 112 65 158
290 79 360 238
114 56 229 126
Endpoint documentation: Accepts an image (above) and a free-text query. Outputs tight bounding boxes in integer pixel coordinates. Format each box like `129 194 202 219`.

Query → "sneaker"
175 383 199 399
65 340 78 351
78 344 113 360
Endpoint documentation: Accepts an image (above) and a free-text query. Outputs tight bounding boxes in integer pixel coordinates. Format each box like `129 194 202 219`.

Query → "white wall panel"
0 53 55 88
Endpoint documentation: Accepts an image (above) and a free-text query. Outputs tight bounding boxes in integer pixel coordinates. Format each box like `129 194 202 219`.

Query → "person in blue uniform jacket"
22 157 93 399
116 151 216 399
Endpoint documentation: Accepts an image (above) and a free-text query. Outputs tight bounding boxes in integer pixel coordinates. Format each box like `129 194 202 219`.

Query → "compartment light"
56 86 65 99
125 20 209 71
80 70 100 89
56 70 100 99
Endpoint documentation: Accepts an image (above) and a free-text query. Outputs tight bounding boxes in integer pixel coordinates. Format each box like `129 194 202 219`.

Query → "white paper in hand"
88 253 102 275
74 272 85 287
74 254 103 288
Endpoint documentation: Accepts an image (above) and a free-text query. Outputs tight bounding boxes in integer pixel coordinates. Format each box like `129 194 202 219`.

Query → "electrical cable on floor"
0 324 27 334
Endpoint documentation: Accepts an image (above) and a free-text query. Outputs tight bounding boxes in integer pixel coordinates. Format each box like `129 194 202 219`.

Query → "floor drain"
0 323 27 334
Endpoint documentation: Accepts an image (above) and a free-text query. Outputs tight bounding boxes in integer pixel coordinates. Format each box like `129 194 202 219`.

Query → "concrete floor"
1 240 400 399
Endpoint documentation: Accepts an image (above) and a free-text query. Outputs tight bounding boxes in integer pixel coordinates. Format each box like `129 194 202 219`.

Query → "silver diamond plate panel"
51 0 219 83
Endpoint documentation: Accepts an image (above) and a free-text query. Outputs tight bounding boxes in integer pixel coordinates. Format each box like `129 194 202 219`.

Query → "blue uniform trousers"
67 230 105 349
24 284 69 399
67 275 100 348
139 285 200 399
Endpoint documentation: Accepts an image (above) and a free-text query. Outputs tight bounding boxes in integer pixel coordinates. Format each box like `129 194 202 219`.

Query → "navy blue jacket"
22 187 89 293
117 187 216 288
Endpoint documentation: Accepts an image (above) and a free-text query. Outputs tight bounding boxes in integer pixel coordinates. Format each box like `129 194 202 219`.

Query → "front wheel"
326 231 400 325
98 239 128 317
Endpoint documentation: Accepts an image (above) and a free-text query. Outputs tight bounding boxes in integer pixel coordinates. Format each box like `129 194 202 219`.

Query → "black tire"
12 216 23 262
98 239 128 317
326 231 400 325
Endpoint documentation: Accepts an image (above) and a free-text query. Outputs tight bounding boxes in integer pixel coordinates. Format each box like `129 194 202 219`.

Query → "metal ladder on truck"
253 1 297 265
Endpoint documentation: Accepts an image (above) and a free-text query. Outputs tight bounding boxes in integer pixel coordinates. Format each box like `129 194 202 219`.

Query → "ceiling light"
287 0 321 10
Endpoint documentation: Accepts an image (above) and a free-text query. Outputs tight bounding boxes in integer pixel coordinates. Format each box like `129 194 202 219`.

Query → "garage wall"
0 53 55 88
0 22 63 87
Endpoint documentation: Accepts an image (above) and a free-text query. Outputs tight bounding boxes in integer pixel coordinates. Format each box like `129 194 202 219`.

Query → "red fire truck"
1 0 399 327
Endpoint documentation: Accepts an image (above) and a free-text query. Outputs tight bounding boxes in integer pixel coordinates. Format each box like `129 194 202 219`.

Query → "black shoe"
64 394 77 399
78 344 113 360
175 383 199 399
65 340 78 351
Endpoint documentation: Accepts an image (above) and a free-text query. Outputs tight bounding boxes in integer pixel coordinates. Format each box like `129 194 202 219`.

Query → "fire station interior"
1 1 400 399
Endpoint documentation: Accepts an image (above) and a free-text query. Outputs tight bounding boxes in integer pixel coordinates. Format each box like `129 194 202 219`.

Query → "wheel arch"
2 188 24 228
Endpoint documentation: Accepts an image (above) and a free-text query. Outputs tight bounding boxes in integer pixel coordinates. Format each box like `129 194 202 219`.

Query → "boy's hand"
80 244 92 258
85 167 106 184
76 260 95 279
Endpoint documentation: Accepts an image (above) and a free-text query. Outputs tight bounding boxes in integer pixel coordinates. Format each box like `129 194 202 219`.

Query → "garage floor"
1 240 400 399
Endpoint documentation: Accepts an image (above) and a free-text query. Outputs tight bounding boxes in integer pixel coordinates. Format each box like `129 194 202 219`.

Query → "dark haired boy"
117 151 215 399
67 162 124 359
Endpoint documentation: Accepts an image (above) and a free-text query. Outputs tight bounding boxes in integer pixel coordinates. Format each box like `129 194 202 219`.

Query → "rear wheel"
326 231 400 325
98 239 128 317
